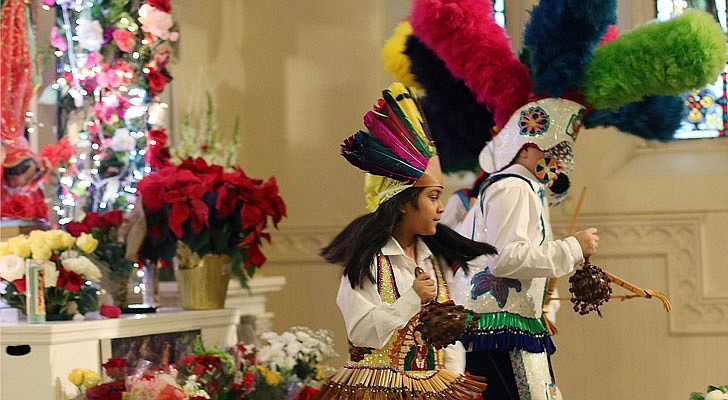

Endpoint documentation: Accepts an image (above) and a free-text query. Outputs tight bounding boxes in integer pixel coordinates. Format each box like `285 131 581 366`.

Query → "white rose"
138 4 173 40
109 128 137 152
76 19 104 52
0 254 26 281
42 261 59 287
61 256 102 281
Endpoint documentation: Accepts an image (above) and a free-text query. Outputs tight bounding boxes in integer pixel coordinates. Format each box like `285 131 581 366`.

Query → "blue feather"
523 0 617 97
583 95 685 141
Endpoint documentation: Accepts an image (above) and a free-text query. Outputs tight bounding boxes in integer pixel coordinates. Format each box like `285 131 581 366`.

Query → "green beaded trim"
469 311 547 333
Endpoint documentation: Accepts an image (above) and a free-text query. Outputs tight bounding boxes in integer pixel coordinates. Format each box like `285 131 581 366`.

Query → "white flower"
0 254 25 281
138 4 173 40
42 261 59 287
76 19 103 52
706 390 728 400
109 128 137 152
61 256 102 281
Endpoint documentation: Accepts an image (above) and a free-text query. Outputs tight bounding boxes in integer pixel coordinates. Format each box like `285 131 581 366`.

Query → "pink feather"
363 111 428 170
410 0 533 128
597 25 619 47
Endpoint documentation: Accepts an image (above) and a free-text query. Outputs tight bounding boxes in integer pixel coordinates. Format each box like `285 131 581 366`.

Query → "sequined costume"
450 164 584 400
315 237 486 399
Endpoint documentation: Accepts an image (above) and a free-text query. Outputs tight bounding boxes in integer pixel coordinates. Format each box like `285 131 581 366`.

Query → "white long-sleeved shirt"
336 236 465 372
450 164 583 318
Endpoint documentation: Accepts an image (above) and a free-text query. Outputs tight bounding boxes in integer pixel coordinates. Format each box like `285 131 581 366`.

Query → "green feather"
584 10 727 109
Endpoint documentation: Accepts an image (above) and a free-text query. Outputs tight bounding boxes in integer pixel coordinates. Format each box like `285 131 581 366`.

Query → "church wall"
169 1 728 398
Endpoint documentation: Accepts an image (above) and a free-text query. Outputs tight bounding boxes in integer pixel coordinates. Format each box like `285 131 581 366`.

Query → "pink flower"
138 4 174 40
43 0 56 6
112 29 136 53
50 27 67 51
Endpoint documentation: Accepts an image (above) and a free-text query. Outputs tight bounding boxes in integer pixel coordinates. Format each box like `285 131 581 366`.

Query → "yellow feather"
386 83 436 155
381 21 421 88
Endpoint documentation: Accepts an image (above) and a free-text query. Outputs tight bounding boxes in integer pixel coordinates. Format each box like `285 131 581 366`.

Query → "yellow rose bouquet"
0 229 102 319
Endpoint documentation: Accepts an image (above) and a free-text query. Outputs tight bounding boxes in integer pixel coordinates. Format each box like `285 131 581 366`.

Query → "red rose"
82 212 103 228
12 277 26 294
58 269 84 292
242 370 255 387
100 304 122 319
148 128 168 146
86 380 125 400
102 357 127 380
100 210 124 227
145 67 168 93
64 221 91 237
147 0 171 13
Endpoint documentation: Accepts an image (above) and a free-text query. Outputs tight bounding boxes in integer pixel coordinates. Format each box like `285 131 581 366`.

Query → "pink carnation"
112 29 136 52
50 26 67 51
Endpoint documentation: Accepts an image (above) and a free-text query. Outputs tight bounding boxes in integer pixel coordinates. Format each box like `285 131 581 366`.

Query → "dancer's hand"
413 267 436 303
575 227 599 257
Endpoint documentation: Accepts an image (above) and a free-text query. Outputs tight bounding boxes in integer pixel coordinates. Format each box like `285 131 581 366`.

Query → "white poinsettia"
138 4 173 40
0 254 26 281
61 256 102 281
76 19 104 52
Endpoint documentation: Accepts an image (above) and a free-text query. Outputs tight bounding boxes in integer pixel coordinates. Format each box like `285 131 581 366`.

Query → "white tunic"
336 236 465 373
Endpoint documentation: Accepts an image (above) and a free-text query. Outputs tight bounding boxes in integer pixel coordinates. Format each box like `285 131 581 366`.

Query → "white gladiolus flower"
76 19 104 52
0 254 25 281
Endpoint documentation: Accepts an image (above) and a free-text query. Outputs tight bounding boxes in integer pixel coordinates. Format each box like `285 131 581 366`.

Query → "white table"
0 307 238 400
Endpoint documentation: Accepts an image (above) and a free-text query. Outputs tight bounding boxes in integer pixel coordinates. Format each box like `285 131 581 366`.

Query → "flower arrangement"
253 326 337 399
0 229 102 317
65 328 336 400
137 153 286 287
64 209 137 306
691 385 728 400
42 0 178 218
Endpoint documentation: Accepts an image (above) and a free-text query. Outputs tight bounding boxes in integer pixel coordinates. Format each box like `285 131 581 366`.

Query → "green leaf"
690 393 705 400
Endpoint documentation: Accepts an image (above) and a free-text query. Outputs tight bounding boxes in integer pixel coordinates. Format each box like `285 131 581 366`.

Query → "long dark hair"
321 187 496 289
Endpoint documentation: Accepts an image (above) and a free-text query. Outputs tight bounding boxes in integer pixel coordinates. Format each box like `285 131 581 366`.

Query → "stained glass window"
656 0 728 138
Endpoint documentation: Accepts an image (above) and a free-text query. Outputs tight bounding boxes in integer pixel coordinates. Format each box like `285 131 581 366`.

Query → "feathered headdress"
341 82 443 211
384 0 727 174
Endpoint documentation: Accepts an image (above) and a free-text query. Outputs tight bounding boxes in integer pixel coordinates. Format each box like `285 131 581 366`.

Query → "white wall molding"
552 214 727 334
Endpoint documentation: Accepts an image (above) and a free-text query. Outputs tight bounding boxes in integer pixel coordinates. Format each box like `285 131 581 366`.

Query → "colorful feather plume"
583 95 686 142
584 10 727 109
522 0 616 97
410 0 533 128
405 34 494 173
381 21 421 88
341 83 435 182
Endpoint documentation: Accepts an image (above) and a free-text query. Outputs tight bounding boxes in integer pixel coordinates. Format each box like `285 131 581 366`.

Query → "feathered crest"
341 82 436 182
382 0 727 173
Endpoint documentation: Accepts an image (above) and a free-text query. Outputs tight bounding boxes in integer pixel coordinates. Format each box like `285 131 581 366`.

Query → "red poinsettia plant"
136 156 286 286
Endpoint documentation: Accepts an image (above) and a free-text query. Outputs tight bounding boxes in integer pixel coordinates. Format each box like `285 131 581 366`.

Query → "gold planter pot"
174 253 232 310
